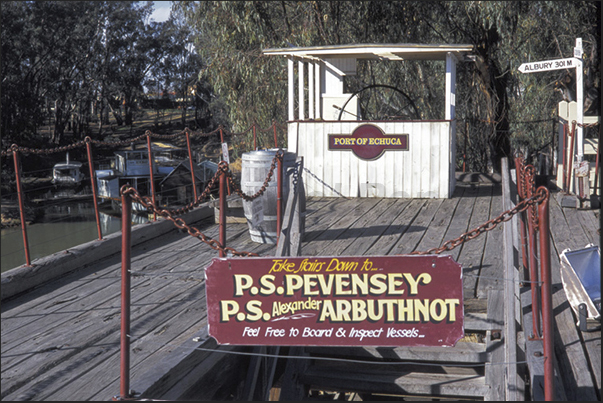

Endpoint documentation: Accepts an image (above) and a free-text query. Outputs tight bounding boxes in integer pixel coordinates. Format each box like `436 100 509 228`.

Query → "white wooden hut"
263 43 474 198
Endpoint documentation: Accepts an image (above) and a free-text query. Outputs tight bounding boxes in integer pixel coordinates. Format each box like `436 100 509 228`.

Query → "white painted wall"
288 121 454 198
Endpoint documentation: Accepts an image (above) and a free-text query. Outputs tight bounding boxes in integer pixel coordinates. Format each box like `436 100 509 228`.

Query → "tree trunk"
51 100 67 144
106 99 123 126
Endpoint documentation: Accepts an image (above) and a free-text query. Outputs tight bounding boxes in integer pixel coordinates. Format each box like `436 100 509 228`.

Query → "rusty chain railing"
120 151 284 258
409 186 548 256
1 123 286 266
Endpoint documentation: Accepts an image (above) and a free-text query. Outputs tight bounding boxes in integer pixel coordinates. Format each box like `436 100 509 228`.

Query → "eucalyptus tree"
1 1 166 145
99 1 161 128
1 1 105 144
151 8 204 128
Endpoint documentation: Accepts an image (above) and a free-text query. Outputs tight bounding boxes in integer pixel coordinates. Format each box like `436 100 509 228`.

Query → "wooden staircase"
274 291 509 401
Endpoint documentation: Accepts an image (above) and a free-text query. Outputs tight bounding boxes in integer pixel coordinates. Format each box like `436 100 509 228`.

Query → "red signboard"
328 124 408 160
205 255 464 347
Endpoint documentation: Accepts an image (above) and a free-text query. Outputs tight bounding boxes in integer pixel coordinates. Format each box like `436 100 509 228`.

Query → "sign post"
517 38 584 158
205 255 464 347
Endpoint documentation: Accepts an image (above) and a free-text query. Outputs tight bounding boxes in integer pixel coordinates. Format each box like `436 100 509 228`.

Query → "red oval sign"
329 124 408 160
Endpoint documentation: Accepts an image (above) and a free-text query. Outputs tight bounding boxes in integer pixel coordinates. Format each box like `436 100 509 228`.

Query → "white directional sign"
518 57 577 74
518 38 585 163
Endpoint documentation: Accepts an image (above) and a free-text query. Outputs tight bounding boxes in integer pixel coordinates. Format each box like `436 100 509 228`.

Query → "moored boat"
95 142 187 213
52 152 85 187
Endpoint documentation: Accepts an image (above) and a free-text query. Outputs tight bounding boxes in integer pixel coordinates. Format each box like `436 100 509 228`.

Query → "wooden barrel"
241 149 303 244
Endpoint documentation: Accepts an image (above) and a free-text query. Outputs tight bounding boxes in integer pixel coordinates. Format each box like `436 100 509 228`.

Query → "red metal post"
146 134 157 221
538 188 554 401
85 139 103 240
120 189 132 399
219 126 231 196
527 211 542 339
185 131 198 201
219 167 227 257
276 154 283 245
12 148 31 266
525 164 542 339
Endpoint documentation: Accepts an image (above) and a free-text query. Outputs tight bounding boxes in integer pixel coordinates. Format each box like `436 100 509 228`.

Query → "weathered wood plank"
2 184 599 402
299 363 487 398
549 264 599 401
1 216 261 401
520 286 568 401
0 247 188 372
339 199 412 256
440 184 479 262
559 205 598 250
306 342 488 364
501 159 522 401
575 207 600 246
579 326 601 394
278 347 310 401
476 183 505 299
310 198 397 256
1 227 215 360
484 289 506 401
301 198 381 256
2 272 207 400
457 184 495 299
392 199 444 255
412 186 462 253
15 282 210 401
364 198 426 255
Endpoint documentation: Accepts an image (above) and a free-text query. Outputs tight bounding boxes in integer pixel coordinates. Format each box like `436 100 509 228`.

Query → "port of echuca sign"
205 255 464 347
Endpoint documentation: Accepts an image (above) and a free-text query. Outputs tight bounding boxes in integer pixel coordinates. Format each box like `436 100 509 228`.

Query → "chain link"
120 151 283 257
5 128 551 260
574 120 600 129
122 183 259 257
227 149 283 201
1 126 256 158
410 186 548 256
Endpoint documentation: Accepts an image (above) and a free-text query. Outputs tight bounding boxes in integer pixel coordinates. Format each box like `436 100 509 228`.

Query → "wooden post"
501 157 521 400
298 60 304 120
288 58 295 121
574 38 584 158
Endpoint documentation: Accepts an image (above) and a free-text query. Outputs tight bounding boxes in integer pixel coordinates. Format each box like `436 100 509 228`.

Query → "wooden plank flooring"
1 181 600 401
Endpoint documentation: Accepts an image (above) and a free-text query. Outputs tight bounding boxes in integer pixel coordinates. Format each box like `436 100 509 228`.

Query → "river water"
1 200 148 273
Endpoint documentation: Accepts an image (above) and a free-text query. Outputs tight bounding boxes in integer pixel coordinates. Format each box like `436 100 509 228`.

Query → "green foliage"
0 1 206 148
175 1 599 172
2 1 599 173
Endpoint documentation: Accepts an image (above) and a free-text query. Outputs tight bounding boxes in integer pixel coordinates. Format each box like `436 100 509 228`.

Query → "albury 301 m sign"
328 124 408 160
205 255 464 347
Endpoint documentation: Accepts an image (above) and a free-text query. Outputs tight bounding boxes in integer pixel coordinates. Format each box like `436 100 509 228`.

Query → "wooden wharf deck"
1 174 600 401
